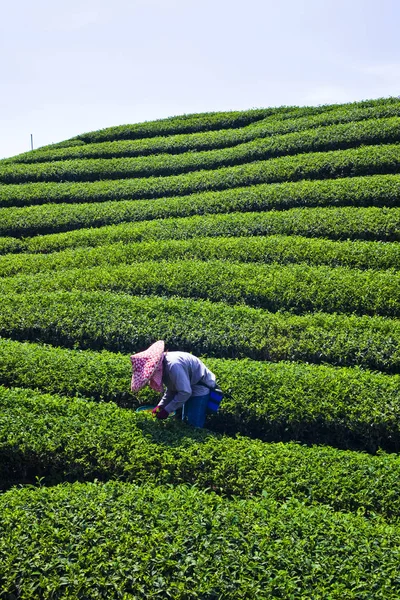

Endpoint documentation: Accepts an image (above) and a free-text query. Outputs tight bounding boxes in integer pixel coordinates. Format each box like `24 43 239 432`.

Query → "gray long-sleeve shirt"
158 351 216 414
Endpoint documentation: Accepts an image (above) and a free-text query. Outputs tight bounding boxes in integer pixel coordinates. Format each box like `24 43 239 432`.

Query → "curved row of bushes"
42 107 285 151
62 99 394 145
2 117 400 184
1 292 399 373
66 97 400 143
1 143 400 208
69 106 287 142
1 340 400 450
1 260 399 317
2 98 400 599
2 479 400 599
2 385 400 518
1 207 398 257
1 173 399 238
1 235 399 279
6 102 400 165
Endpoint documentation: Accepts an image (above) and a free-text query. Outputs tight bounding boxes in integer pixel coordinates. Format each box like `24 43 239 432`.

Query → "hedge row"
2 206 398 257
69 106 287 142
1 235 399 279
1 260 398 317
6 102 400 165
2 117 400 185
2 480 400 599
2 173 399 238
0 339 132 404
39 107 291 153
0 237 23 255
0 335 398 432
3 385 400 517
65 96 400 143
1 292 399 373
1 143 400 208
1 338 400 451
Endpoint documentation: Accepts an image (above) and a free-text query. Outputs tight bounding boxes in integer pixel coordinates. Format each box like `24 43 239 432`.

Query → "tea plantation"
1 98 400 598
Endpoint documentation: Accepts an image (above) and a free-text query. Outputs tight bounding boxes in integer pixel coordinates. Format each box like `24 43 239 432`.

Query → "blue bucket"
207 388 224 412
183 394 209 428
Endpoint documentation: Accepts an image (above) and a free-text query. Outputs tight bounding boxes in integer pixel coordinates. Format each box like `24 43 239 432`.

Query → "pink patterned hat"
130 340 165 393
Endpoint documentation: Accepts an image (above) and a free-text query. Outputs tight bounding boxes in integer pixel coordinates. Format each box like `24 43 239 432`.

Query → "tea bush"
61 96 400 143
0 260 399 317
1 143 400 207
1 206 399 257
0 292 399 372
1 481 400 598
2 117 400 184
2 98 400 597
6 101 400 164
1 235 399 278
0 329 399 451
1 173 399 237
2 385 400 519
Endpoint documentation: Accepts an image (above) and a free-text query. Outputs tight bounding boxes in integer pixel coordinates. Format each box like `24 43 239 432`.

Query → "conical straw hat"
130 340 165 392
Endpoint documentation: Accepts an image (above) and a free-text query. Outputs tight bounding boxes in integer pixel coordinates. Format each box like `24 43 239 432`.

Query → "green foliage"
5 101 400 165
1 143 400 207
0 236 23 254
1 337 400 451
1 206 399 258
1 480 400 598
2 385 400 519
61 96 400 143
0 338 132 404
74 106 285 141
1 234 399 278
0 293 399 373
2 117 400 184
0 259 399 317
1 173 399 238
2 98 400 596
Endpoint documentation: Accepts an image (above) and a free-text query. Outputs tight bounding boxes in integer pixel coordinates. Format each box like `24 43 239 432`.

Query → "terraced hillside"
1 98 400 598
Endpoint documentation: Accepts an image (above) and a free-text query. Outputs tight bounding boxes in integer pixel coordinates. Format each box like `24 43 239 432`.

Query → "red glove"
152 407 169 420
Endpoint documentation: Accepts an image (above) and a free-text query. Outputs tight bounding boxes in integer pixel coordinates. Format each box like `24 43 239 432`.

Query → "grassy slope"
1 97 400 597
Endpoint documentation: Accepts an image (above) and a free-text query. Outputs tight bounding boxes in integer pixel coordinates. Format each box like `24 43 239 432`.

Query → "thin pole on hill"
30 134 33 151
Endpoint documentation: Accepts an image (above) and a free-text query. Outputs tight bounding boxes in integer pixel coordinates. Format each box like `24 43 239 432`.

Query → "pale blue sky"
1 0 399 159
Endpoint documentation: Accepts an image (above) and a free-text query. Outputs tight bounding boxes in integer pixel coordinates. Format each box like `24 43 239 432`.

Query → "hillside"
1 98 400 598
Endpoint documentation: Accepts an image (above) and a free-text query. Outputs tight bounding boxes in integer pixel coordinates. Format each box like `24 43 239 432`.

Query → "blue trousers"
182 393 209 428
